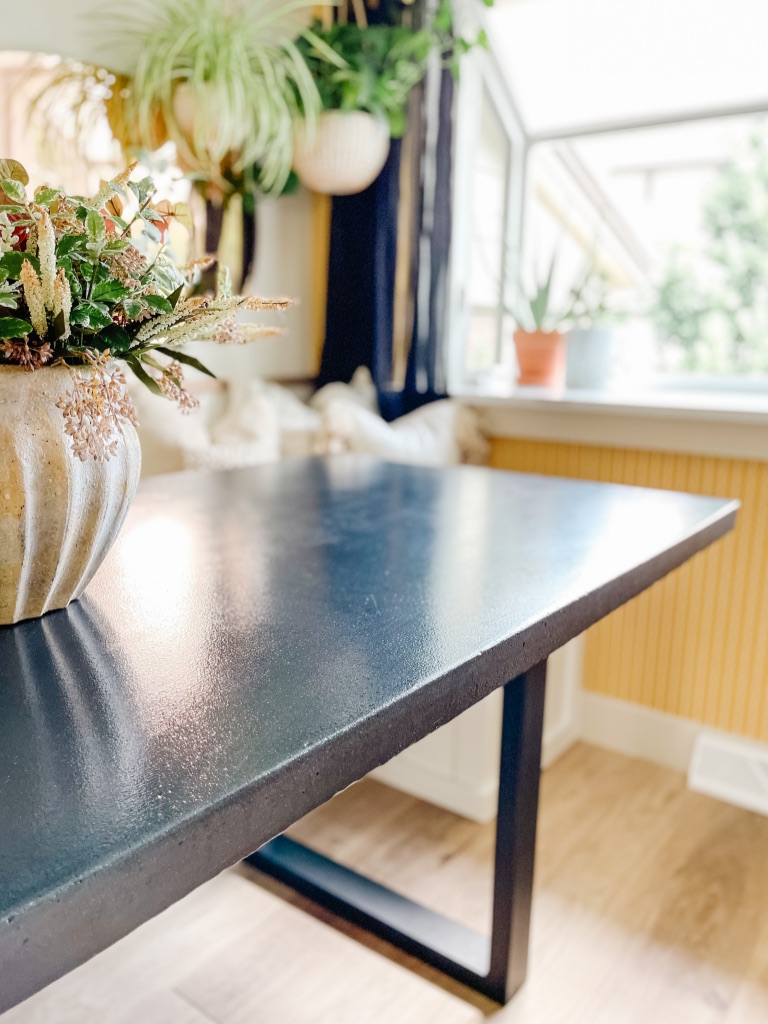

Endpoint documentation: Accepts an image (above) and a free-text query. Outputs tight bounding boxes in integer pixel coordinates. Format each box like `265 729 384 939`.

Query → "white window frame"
449 30 768 396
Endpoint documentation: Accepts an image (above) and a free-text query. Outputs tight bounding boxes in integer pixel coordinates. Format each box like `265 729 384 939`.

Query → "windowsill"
458 385 768 460
460 384 768 422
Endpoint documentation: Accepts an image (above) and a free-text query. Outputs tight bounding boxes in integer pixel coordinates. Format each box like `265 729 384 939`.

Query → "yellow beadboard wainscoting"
490 437 768 742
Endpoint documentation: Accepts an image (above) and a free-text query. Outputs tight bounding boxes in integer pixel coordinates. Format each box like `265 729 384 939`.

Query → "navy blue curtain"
317 18 455 421
400 65 454 416
317 139 402 391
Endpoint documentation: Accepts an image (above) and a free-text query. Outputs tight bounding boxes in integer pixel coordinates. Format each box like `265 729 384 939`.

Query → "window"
452 0 768 393
531 117 768 381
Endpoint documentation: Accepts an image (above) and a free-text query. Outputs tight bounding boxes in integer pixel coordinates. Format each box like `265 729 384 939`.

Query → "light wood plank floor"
7 742 768 1023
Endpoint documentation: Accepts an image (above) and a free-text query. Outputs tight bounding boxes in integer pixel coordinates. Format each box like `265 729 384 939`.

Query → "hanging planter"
293 110 391 196
293 6 485 196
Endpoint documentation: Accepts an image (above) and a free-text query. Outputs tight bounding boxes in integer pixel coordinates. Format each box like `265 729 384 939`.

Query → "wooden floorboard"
6 742 768 1023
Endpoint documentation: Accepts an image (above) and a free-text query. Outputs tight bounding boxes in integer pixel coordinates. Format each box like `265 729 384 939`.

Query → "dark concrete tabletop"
0 456 737 1011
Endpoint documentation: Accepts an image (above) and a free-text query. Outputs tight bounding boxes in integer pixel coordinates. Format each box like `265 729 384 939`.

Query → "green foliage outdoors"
650 131 768 375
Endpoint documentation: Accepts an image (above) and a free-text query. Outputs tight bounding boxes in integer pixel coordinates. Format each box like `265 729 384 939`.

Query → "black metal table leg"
246 659 547 1004
486 657 547 1002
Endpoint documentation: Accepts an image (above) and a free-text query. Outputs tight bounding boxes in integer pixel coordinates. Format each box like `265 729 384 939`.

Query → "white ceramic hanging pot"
0 365 141 625
293 110 391 196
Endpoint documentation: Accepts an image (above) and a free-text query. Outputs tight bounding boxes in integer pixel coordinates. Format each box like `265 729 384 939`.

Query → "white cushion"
315 399 489 467
310 366 378 415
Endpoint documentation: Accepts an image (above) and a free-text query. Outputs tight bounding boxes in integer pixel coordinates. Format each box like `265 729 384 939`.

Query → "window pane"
464 87 511 379
528 115 768 380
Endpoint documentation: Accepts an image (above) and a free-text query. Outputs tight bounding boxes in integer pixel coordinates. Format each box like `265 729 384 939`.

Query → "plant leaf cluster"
297 2 488 138
506 252 607 334
122 0 321 195
0 161 287 392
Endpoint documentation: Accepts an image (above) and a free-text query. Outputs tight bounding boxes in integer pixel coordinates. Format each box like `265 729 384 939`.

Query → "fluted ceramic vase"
0 365 141 625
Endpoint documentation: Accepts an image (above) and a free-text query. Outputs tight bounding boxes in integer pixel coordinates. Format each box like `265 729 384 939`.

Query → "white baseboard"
578 690 702 774
373 645 722 819
689 731 768 816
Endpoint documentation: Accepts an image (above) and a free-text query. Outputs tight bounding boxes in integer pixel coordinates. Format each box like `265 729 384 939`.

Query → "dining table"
0 456 738 1011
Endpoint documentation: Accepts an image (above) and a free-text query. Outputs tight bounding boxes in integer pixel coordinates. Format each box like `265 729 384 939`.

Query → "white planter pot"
0 365 141 625
293 111 391 196
565 326 620 390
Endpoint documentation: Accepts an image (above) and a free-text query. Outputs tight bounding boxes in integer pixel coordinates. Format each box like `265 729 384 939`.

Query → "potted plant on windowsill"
0 160 288 625
508 252 575 388
565 267 624 389
292 2 485 196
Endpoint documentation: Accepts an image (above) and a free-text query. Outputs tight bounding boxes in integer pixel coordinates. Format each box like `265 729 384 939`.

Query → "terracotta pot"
293 111 391 196
0 366 141 625
513 329 566 387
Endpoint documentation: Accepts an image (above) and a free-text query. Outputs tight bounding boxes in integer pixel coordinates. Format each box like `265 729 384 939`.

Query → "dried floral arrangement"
0 159 288 460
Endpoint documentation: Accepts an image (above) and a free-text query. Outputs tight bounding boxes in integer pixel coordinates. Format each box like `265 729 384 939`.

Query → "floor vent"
688 732 768 817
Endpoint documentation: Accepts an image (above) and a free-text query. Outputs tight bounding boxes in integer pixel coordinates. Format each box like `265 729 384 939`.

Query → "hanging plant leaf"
56 235 81 257
34 187 61 206
172 202 193 231
156 345 216 377
141 220 162 243
0 252 40 277
92 280 133 303
0 316 33 339
0 160 29 185
143 294 173 313
0 179 27 205
124 353 164 396
86 209 106 245
97 323 132 353
50 310 67 341
122 298 144 320
70 301 113 330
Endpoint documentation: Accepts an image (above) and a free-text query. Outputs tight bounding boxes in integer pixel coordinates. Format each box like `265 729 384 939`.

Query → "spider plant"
119 0 321 194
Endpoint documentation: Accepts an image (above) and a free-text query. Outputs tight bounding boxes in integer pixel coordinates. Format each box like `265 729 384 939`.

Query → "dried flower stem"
20 260 47 339
53 268 72 340
57 356 138 462
38 211 57 311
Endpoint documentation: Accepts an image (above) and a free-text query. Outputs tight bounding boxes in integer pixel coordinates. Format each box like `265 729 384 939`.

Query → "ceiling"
488 0 768 139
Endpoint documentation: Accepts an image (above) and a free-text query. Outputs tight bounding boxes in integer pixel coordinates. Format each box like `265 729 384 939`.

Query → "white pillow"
205 378 281 467
310 366 379 415
316 399 489 466
127 373 225 477
259 381 322 457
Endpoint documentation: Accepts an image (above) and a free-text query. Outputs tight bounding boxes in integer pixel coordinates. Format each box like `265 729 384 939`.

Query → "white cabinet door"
372 635 584 821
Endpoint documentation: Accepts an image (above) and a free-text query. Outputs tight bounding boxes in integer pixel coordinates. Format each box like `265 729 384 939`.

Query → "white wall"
0 0 139 73
187 190 318 382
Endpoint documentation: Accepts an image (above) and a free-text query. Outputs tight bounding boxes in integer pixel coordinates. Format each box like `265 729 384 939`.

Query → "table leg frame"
246 659 547 1005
